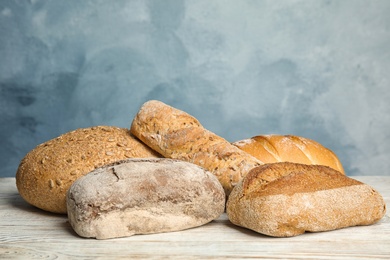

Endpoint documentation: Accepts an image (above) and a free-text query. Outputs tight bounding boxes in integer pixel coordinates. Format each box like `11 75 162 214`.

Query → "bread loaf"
130 100 264 195
233 135 345 174
16 126 161 214
226 162 386 237
67 158 226 239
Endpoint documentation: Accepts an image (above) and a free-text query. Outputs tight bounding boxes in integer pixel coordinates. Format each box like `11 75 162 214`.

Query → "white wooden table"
1 176 389 259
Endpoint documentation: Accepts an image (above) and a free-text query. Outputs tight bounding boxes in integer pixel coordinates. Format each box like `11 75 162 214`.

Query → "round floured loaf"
67 158 226 239
16 126 161 214
233 135 345 174
226 162 386 237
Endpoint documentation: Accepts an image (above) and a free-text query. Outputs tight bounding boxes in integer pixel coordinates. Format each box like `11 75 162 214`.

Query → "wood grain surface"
1 176 389 259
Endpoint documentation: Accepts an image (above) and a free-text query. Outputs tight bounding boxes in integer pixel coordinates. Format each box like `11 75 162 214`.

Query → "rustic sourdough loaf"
226 162 386 237
16 126 161 214
233 135 345 174
130 100 264 196
67 158 226 239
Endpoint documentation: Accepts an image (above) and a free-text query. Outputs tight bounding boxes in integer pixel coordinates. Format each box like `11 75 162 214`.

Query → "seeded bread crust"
16 126 161 214
226 162 386 237
233 135 345 174
130 100 264 195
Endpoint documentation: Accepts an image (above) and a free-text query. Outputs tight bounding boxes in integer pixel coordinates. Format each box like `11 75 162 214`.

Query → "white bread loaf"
67 158 225 239
233 135 345 174
16 126 161 214
130 100 264 196
226 162 386 237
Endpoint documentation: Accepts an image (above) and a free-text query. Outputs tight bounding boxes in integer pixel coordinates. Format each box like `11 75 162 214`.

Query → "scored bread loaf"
16 126 161 214
226 162 386 237
130 100 264 195
233 135 345 174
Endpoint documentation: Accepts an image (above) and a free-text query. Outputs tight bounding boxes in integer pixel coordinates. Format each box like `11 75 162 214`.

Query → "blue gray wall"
1 0 389 177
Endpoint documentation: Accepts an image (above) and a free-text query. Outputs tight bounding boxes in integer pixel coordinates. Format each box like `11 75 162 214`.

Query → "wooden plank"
0 177 389 259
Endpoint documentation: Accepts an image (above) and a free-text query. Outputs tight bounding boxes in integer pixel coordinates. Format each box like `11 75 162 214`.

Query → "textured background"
1 0 389 177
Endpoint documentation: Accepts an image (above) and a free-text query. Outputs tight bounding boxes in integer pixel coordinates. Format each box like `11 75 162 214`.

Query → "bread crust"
233 135 345 174
16 126 161 214
130 100 263 195
226 162 386 237
67 158 226 239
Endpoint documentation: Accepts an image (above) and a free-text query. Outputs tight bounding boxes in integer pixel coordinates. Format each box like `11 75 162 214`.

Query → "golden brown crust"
16 126 161 214
241 162 358 197
233 135 345 174
130 100 264 195
226 162 386 237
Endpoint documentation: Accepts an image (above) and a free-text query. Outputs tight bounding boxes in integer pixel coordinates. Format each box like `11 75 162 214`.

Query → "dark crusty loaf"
130 100 264 195
226 162 386 237
16 126 161 214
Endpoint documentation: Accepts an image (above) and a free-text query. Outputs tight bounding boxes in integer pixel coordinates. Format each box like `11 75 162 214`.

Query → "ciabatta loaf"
233 135 345 174
130 100 263 195
16 126 161 214
226 162 386 237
